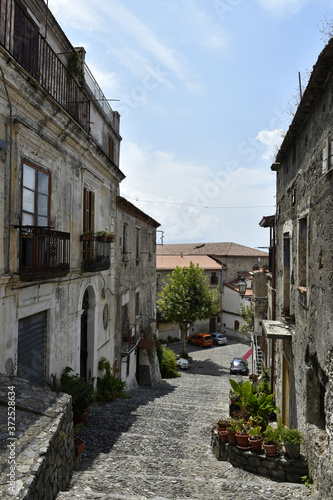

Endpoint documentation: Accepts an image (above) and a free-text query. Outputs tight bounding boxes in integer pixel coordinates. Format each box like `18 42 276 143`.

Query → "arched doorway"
80 286 95 381
80 290 89 380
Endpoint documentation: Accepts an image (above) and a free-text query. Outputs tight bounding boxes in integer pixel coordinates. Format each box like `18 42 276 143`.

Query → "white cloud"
256 129 285 161
120 142 275 246
256 0 309 17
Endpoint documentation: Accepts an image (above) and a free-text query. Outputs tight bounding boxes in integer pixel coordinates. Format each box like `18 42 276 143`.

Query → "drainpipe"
0 67 13 274
271 223 276 390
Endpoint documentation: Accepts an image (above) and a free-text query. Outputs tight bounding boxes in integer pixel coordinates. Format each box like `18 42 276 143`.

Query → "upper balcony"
1 0 90 132
18 226 70 281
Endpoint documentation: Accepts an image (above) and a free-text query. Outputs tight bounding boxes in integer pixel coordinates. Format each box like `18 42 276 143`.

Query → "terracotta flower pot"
226 430 237 445
74 436 85 456
236 432 251 449
249 436 263 453
263 442 278 456
218 429 229 443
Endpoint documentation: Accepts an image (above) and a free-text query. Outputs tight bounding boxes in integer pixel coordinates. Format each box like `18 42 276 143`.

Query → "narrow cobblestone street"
57 340 313 500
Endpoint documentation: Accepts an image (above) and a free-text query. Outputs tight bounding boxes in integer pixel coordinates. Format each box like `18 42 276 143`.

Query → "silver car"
210 333 227 345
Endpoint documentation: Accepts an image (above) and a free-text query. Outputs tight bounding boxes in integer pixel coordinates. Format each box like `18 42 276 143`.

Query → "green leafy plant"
263 420 284 445
282 427 304 445
301 475 312 487
48 367 95 420
226 418 241 433
159 347 180 378
249 425 262 440
96 357 127 403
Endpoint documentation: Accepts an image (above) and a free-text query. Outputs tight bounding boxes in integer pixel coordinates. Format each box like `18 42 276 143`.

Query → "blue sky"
48 0 333 249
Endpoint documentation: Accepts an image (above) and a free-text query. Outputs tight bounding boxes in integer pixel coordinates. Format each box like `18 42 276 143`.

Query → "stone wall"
0 374 74 499
211 430 308 484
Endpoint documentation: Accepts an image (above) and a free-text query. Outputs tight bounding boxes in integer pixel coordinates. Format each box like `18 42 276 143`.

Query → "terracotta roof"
156 255 222 271
156 242 268 258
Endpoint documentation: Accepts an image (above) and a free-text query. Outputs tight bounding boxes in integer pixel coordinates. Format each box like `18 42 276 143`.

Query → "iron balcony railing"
81 236 111 272
0 0 90 132
122 324 140 353
18 226 70 280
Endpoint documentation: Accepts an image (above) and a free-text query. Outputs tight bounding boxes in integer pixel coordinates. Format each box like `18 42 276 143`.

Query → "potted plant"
235 419 251 449
226 418 239 445
216 418 229 430
48 367 95 424
248 425 263 453
263 421 283 456
73 423 85 456
96 230 108 241
106 232 115 242
81 230 95 241
96 357 127 403
282 427 304 458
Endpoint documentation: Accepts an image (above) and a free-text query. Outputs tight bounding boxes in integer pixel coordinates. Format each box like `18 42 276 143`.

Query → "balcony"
81 236 111 272
18 226 70 280
121 324 140 354
1 0 90 132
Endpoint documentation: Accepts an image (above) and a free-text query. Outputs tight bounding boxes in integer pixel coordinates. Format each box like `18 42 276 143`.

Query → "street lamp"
238 278 247 298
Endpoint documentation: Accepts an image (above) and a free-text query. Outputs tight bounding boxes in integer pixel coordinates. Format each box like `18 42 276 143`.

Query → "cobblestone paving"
57 340 314 499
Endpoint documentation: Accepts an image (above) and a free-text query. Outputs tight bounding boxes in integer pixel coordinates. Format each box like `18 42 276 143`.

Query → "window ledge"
297 286 307 294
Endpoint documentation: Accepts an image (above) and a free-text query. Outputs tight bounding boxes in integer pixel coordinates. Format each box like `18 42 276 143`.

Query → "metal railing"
18 226 70 280
122 324 140 353
81 237 111 272
0 0 90 132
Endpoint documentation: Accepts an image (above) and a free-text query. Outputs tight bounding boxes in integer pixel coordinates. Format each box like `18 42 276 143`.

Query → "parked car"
177 357 190 370
210 333 227 345
187 333 213 347
230 357 249 375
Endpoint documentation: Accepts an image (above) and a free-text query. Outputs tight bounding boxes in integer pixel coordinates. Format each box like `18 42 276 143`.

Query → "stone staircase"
56 363 312 500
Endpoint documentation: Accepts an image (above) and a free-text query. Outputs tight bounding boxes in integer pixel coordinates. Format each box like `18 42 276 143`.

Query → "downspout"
0 67 13 274
271 223 276 390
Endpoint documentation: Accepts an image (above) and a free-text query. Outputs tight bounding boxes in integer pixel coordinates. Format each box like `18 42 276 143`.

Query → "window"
135 292 140 319
122 223 128 255
211 272 218 285
283 235 291 315
298 216 308 289
136 227 140 259
83 187 95 232
22 162 50 226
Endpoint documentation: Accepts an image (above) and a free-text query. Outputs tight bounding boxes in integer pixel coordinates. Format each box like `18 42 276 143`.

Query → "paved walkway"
57 341 314 499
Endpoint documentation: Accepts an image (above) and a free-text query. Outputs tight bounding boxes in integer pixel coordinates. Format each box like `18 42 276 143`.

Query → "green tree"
157 262 220 357
238 303 253 338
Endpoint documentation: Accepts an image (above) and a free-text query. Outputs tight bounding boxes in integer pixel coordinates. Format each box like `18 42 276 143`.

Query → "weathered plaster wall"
274 50 333 496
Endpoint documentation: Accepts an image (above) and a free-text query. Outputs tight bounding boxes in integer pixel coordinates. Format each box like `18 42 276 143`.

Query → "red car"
187 333 213 347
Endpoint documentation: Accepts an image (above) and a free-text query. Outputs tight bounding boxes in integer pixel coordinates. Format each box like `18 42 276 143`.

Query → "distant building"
157 242 268 282
156 254 223 339
157 242 268 340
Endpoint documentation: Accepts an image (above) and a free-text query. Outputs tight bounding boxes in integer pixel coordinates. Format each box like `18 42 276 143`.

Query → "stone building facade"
0 0 159 391
116 196 161 390
263 38 333 496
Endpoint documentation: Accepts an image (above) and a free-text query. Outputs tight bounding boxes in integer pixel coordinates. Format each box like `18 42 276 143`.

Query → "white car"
210 333 227 345
177 357 190 369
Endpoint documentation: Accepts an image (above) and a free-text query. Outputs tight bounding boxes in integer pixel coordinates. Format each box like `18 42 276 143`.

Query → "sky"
48 0 333 250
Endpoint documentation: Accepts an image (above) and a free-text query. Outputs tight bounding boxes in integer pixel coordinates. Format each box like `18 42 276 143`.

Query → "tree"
238 303 253 338
157 262 220 358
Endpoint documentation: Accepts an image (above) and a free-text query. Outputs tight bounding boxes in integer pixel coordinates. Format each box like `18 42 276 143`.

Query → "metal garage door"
18 311 47 385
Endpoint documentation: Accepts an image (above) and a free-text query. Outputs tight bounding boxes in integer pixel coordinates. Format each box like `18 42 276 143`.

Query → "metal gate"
18 311 47 385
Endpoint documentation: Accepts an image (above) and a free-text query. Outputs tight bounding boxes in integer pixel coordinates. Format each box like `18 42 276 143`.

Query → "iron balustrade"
18 226 70 280
121 324 140 353
81 236 111 272
0 0 90 132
